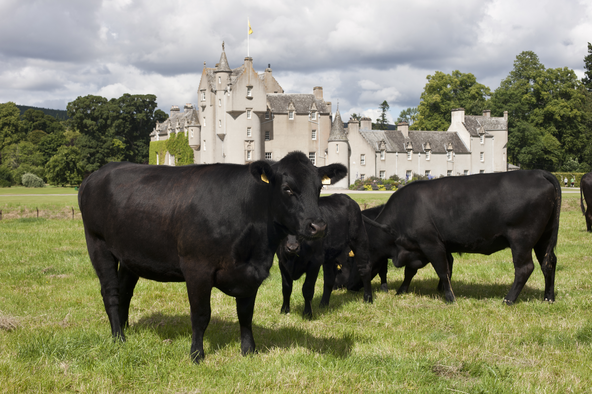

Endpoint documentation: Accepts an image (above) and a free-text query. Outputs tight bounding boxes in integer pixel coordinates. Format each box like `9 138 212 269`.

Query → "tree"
490 51 589 170
375 101 390 130
349 113 361 121
45 145 84 186
397 107 418 125
413 71 491 131
583 42 592 92
0 102 25 155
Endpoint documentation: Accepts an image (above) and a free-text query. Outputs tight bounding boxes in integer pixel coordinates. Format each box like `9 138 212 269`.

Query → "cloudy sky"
1 0 591 123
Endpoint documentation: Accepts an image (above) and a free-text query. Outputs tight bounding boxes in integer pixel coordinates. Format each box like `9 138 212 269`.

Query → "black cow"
78 152 347 363
334 204 389 293
581 172 592 232
276 194 372 318
353 170 561 304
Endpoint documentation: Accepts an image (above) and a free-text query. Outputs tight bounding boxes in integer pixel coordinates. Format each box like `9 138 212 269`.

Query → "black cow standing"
78 152 348 363
580 172 592 232
343 170 561 305
276 194 372 318
334 204 389 293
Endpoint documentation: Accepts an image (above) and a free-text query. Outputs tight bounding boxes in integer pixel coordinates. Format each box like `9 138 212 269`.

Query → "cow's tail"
542 171 561 257
581 184 586 216
362 215 396 237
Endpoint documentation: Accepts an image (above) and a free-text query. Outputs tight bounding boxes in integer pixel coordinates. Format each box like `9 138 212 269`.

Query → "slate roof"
359 129 469 154
464 115 507 137
328 110 347 141
266 93 330 114
151 106 200 137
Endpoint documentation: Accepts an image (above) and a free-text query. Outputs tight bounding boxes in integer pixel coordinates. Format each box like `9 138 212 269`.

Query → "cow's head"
250 151 347 239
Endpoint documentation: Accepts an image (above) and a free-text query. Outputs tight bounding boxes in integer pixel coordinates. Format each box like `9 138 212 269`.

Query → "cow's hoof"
380 284 388 293
544 298 555 304
503 299 514 306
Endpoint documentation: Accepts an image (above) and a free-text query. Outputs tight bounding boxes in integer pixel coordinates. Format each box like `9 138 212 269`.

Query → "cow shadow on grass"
133 313 355 358
366 277 547 303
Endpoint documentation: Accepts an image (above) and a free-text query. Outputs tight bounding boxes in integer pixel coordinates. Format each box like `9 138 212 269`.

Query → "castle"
150 44 508 187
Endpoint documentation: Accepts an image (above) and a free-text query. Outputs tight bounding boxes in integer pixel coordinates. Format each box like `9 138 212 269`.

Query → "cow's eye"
283 186 294 196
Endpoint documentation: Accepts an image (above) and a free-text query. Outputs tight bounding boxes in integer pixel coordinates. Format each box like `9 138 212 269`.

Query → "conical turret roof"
329 110 348 141
216 42 232 73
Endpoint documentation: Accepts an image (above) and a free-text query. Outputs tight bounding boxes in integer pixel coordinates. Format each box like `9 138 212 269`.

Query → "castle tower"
327 109 350 188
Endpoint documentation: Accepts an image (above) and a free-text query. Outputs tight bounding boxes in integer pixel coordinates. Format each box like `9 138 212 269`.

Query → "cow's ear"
250 160 276 185
317 163 347 185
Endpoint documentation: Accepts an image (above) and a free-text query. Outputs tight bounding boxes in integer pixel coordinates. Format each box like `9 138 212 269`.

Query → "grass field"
0 192 591 393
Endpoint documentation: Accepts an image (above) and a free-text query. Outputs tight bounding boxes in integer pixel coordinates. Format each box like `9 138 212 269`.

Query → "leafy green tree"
28 130 47 145
397 107 418 125
1 141 45 184
374 101 390 130
0 165 13 187
38 132 67 162
583 42 592 92
0 102 25 155
413 71 491 131
490 51 589 169
349 113 361 121
45 145 84 186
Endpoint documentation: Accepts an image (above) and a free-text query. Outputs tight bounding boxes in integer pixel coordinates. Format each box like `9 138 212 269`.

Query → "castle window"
246 151 252 161
380 150 385 160
447 151 452 161
406 170 412 179
480 152 484 162
360 174 365 181
380 170 385 179
464 170 469 176
202 117 206 127
247 87 252 97
218 120 221 128
311 111 317 120
426 151 431 160
336 144 339 153
247 127 252 137
480 135 485 144
218 99 221 107
265 152 272 160
200 90 206 101
425 170 431 177
447 170 453 176
289 110 294 120
265 131 270 141
479 170 485 174
360 154 366 165
312 130 317 140
265 111 270 119
247 109 252 119
309 152 316 165
407 151 412 160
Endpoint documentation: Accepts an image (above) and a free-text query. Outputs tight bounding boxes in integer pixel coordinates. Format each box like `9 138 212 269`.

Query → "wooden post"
72 207 74 219
0 209 2 220
37 207 39 218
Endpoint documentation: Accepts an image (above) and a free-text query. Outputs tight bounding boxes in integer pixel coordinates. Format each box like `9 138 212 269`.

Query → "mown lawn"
0 192 591 393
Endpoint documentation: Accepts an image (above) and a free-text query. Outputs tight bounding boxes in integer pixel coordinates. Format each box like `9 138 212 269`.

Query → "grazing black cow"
333 204 389 293
78 152 347 363
580 172 592 232
358 170 561 304
276 194 372 318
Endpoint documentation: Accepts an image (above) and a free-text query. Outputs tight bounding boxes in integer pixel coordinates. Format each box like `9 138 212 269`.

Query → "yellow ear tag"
322 175 331 185
261 173 269 184
337 264 342 270
349 250 355 257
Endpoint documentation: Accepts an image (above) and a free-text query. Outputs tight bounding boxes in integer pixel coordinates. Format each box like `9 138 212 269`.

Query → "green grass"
0 193 591 392
0 186 78 195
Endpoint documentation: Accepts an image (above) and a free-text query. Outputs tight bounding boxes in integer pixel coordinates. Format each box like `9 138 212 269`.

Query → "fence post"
72 207 74 219
0 209 2 220
37 207 39 218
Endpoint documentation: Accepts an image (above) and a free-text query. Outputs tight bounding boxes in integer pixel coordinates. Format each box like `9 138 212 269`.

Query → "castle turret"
327 110 350 188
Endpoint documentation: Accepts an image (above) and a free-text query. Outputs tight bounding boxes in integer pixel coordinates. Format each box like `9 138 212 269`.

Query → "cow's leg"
351 245 373 304
319 261 336 308
117 263 139 330
379 258 388 292
184 274 213 363
426 248 455 303
301 263 321 319
85 234 124 340
396 265 417 295
437 253 454 292
236 294 257 356
587 208 592 232
534 241 557 303
278 262 293 314
504 247 535 305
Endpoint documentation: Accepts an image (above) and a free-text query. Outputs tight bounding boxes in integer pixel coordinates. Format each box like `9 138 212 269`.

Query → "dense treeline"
0 94 168 187
15 105 69 121
398 45 592 172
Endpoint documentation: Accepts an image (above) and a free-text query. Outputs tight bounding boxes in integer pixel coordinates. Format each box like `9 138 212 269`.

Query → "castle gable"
464 116 507 137
266 93 329 114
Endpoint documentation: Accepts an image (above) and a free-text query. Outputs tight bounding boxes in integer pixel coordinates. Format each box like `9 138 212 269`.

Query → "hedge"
149 133 194 166
552 172 588 188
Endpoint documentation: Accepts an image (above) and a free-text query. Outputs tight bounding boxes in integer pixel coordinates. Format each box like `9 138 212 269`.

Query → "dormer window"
380 150 385 160
447 151 452 161
265 111 270 120
426 151 431 160
311 111 317 120
289 110 294 120
480 135 485 144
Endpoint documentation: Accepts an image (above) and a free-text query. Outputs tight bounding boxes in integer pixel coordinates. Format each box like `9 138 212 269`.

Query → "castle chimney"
170 105 180 115
313 86 323 101
398 122 409 138
483 109 491 118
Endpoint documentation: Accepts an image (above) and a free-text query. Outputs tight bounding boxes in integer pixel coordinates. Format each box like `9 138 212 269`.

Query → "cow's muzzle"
305 219 327 238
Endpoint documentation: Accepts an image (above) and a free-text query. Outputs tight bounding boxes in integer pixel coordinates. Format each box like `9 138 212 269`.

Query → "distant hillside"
16 105 68 121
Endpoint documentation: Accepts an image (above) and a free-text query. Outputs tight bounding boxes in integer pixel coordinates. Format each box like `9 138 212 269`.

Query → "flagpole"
248 18 250 57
